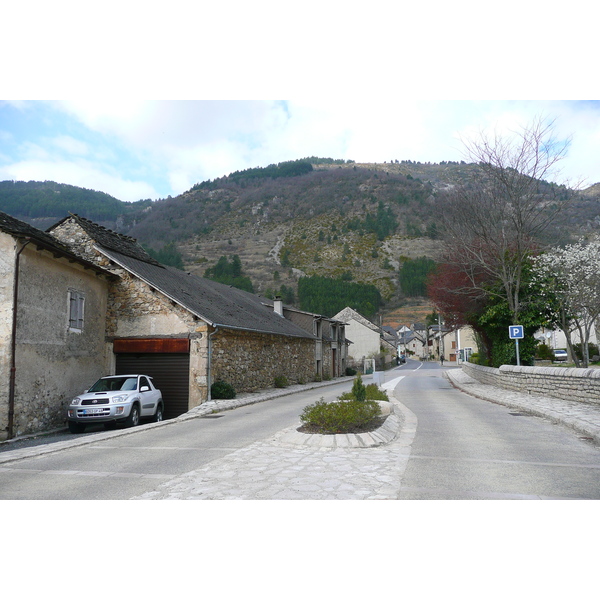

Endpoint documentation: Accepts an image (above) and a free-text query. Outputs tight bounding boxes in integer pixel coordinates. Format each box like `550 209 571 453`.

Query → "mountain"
0 180 153 231
2 158 600 325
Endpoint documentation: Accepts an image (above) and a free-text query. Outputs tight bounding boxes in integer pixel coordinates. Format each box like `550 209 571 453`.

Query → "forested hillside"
2 157 599 327
0 180 151 227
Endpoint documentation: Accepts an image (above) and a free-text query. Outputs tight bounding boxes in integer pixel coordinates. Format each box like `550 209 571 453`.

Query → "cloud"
2 100 600 202
50 135 90 157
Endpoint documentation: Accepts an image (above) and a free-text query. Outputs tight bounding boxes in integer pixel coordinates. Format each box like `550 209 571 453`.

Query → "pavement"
2 368 600 499
136 368 600 500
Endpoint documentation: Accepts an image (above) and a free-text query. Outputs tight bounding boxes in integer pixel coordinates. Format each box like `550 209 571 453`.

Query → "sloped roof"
99 246 316 339
332 306 380 332
49 213 317 339
2 210 79 253
50 213 161 265
382 325 398 339
0 210 114 277
398 331 417 344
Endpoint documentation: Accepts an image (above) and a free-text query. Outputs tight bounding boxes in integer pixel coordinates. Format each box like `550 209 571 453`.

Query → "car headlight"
112 394 130 403
71 397 81 406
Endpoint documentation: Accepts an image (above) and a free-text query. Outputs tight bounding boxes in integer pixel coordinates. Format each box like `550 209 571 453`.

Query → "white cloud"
50 135 90 157
3 100 600 201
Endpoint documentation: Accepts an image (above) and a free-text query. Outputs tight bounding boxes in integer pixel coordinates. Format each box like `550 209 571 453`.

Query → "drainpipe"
7 238 30 440
207 325 220 402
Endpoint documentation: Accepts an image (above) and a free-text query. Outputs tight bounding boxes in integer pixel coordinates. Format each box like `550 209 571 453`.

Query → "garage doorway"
114 339 190 419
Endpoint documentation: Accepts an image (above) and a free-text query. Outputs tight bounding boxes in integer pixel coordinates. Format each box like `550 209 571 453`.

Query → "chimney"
274 295 283 317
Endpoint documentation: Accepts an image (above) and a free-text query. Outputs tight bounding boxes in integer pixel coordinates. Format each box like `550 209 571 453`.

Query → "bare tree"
441 116 575 322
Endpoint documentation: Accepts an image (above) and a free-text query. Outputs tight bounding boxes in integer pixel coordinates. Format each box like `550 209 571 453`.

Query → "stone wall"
0 232 16 440
51 219 113 269
462 362 600 405
12 247 111 437
212 328 315 393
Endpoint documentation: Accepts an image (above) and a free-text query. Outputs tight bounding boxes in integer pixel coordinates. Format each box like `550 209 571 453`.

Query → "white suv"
67 375 163 433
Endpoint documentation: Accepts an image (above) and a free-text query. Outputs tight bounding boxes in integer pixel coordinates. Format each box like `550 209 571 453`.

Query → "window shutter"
77 294 85 329
69 291 85 331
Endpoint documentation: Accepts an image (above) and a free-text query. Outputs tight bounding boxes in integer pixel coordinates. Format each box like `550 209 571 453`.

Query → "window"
68 290 85 332
314 319 322 338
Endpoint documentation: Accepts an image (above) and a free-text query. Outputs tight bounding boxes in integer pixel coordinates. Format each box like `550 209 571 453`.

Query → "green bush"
339 382 389 402
365 383 389 401
351 374 367 402
211 380 236 399
536 343 554 360
300 398 382 434
274 375 289 388
573 342 599 362
468 352 483 365
345 366 357 376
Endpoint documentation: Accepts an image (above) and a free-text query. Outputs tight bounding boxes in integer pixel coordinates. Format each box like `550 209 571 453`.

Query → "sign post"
509 325 524 366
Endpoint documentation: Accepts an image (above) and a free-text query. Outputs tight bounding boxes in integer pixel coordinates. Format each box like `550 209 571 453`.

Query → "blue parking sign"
509 325 524 339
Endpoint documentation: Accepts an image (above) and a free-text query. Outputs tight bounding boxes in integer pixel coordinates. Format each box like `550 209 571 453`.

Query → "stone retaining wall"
462 362 600 405
212 329 315 393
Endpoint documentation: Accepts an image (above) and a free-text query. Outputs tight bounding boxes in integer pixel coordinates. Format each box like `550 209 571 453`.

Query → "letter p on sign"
509 325 524 339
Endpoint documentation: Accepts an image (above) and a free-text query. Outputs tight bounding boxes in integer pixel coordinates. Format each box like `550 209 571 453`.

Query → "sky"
1 100 599 203
2 3 597 204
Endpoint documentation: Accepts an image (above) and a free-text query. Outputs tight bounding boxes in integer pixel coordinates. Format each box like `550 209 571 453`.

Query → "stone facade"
0 232 17 439
3 213 349 437
0 237 111 439
50 219 111 268
212 328 315 392
462 362 600 406
51 219 211 409
50 217 336 407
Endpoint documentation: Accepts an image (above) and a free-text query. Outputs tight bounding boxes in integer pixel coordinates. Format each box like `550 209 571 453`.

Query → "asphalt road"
2 360 599 500
396 360 600 499
0 380 352 500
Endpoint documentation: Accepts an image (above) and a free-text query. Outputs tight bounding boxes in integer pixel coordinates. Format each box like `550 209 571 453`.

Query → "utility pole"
438 313 444 361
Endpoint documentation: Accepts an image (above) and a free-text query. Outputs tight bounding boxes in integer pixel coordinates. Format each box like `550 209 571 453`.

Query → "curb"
277 407 402 449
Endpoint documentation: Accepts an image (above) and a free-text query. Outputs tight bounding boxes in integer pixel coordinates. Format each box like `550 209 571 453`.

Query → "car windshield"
88 377 138 392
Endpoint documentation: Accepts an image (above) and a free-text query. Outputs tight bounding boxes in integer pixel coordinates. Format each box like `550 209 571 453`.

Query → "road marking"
380 376 405 391
0 466 173 479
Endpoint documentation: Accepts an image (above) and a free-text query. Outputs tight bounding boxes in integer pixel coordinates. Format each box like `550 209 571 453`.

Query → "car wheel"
153 404 164 423
68 421 86 434
126 404 140 428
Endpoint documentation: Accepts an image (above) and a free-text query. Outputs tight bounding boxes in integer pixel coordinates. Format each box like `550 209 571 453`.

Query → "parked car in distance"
67 375 163 433
553 349 568 362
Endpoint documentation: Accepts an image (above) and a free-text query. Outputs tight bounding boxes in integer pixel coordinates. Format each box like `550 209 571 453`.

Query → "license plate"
83 408 104 415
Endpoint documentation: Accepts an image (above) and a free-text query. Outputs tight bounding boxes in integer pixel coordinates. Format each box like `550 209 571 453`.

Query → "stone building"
1 210 348 438
0 211 114 440
48 214 347 421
